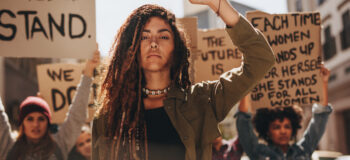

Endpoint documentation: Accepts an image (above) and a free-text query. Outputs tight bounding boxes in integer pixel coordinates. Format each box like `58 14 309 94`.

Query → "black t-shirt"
145 107 185 160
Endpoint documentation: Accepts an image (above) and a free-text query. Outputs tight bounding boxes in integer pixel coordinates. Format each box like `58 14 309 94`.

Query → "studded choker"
142 86 170 95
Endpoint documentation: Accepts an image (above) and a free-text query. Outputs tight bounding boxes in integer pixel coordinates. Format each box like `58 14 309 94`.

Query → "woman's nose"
150 41 158 49
280 128 287 134
33 120 39 127
150 37 158 49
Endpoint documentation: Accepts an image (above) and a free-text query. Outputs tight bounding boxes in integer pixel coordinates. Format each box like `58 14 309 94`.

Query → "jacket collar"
268 143 295 156
166 84 187 102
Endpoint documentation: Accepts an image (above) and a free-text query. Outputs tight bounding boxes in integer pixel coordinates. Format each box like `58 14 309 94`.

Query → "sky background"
96 0 288 56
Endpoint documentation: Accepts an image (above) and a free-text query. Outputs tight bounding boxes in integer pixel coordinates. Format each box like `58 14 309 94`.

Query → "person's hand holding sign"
83 45 100 78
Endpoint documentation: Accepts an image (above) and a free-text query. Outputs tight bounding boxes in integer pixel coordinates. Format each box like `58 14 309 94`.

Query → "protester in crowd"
92 0 275 159
212 136 243 160
68 125 92 160
0 50 100 160
236 66 332 160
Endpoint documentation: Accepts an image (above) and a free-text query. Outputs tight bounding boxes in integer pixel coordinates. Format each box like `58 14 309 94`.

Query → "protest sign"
176 17 198 50
246 11 323 108
194 29 242 83
0 0 96 58
176 17 198 82
36 63 101 123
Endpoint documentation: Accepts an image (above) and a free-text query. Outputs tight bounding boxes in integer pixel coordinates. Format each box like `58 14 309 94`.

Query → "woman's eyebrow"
158 28 172 33
142 28 172 33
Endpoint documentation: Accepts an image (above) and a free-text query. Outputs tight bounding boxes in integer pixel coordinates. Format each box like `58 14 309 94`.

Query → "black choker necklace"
142 86 170 95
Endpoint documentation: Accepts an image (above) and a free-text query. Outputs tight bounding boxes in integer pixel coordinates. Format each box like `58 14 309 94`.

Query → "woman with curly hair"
236 66 333 160
92 0 275 159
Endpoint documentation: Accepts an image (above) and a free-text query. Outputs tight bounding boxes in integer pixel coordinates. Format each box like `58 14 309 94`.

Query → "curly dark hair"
97 4 191 159
253 105 303 144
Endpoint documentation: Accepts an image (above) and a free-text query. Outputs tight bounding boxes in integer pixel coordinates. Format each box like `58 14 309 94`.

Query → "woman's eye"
38 117 46 122
160 36 169 40
285 124 292 129
273 125 281 130
27 117 34 121
141 36 149 40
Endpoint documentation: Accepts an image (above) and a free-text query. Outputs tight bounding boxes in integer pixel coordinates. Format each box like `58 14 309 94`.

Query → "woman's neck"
143 70 171 110
144 70 171 90
278 144 289 153
26 137 41 144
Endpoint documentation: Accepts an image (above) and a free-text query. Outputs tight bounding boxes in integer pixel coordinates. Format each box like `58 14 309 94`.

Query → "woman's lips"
32 129 41 134
147 54 161 58
279 136 289 141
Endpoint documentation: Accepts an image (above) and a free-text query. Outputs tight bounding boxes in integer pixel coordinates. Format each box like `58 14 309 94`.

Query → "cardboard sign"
0 0 96 58
176 17 198 50
176 17 198 82
194 29 242 83
36 63 101 123
246 11 323 108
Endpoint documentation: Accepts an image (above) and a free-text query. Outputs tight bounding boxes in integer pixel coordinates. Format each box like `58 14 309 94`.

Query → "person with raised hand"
236 66 332 160
0 49 100 160
92 0 275 159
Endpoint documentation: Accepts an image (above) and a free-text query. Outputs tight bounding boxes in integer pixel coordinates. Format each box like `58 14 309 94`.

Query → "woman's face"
75 132 92 159
140 16 174 73
268 117 292 147
23 112 48 143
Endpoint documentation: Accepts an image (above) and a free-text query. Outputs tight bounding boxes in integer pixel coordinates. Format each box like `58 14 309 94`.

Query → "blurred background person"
68 125 92 160
236 66 333 160
0 50 99 160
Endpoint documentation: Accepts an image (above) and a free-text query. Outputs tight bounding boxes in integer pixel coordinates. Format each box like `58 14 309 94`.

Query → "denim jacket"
92 14 276 160
236 103 333 160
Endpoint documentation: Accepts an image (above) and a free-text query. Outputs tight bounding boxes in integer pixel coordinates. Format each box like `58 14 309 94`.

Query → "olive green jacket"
92 15 275 160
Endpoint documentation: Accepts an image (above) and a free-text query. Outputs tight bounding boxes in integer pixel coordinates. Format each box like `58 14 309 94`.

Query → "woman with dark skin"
92 0 275 159
236 66 333 160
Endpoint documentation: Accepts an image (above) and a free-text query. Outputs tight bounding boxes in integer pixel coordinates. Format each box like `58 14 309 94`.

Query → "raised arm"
238 94 249 113
189 0 239 27
189 0 276 121
0 97 15 159
54 49 100 157
321 65 330 106
235 96 263 159
297 65 333 154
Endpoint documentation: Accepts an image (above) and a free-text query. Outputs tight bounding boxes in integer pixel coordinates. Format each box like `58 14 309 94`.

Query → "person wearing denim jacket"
236 66 333 160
